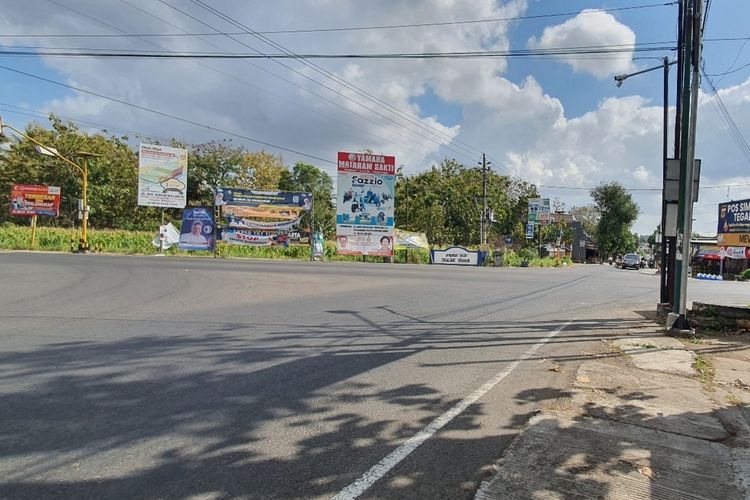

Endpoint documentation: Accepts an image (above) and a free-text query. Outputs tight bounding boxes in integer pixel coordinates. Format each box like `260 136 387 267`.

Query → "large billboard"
178 207 215 251
217 188 311 246
718 199 750 246
137 143 188 208
336 151 395 256
10 184 61 217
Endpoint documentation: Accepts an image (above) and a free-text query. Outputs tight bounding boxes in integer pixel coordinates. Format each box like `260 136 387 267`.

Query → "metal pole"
309 193 315 261
159 208 165 254
80 157 89 253
405 177 409 263
30 214 37 248
659 57 670 303
673 0 702 327
668 0 685 307
481 153 488 248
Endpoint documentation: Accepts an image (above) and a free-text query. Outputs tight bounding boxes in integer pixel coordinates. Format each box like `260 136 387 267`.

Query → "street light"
614 57 676 306
0 117 92 253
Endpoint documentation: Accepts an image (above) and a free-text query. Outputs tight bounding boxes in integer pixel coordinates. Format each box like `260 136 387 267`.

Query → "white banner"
138 143 188 208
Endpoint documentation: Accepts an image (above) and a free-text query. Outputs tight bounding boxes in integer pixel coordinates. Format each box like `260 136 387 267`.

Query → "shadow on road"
1 312 748 499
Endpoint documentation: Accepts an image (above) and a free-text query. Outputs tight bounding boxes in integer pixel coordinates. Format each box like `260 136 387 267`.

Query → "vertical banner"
178 207 215 251
10 184 61 217
336 152 395 256
137 143 188 208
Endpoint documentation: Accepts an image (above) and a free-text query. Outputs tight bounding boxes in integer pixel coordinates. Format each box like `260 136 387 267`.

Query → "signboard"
336 151 395 256
395 228 429 250
10 184 61 217
721 246 750 260
178 207 215 251
217 188 311 246
431 246 483 266
525 223 535 239
527 198 551 225
138 143 188 208
718 199 750 247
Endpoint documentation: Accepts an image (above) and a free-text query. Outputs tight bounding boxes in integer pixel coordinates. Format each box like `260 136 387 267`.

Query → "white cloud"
0 0 748 237
528 10 636 79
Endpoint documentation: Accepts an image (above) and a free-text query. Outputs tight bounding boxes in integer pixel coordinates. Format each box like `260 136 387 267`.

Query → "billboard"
178 207 215 251
336 151 395 256
137 143 188 208
718 199 750 246
528 198 550 225
10 184 61 217
216 188 311 246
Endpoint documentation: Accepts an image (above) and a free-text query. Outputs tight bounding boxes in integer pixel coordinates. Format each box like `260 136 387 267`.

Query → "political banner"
138 143 188 208
178 207 215 251
218 229 289 247
336 151 395 256
721 246 750 260
217 188 311 220
10 184 61 217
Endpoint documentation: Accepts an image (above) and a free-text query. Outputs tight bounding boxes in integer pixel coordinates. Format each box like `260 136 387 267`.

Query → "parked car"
621 253 641 270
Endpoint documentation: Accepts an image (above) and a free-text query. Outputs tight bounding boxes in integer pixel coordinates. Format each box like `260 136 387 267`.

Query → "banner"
178 207 215 251
394 228 429 249
218 229 289 247
138 143 188 208
217 188 311 219
336 151 395 256
10 184 61 217
151 222 180 250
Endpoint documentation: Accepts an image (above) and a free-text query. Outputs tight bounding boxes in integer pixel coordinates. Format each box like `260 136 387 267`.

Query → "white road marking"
332 319 574 500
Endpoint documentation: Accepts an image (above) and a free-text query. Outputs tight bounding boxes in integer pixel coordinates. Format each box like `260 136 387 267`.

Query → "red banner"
337 151 396 175
10 184 61 217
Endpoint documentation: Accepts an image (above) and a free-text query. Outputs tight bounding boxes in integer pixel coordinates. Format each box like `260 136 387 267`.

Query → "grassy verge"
0 224 431 263
693 354 715 388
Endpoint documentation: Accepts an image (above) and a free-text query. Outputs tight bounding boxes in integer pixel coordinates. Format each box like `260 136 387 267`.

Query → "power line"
0 2 678 38
41 0 453 167
156 0 486 166
0 63 338 167
701 69 750 165
0 44 679 59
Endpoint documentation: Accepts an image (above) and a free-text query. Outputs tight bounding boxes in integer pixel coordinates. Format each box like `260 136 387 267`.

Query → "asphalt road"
0 253 675 499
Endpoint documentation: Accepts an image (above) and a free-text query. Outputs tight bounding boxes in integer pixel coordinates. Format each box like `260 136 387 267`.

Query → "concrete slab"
475 412 744 500
624 348 696 377
613 336 686 351
573 360 728 441
712 356 750 389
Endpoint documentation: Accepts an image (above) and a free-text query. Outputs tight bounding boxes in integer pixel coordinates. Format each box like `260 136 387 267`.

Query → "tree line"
1 115 640 256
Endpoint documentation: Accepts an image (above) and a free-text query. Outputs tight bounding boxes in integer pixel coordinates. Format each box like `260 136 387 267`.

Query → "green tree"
0 115 145 229
570 205 600 237
590 182 640 258
185 140 245 205
235 150 285 190
279 162 335 237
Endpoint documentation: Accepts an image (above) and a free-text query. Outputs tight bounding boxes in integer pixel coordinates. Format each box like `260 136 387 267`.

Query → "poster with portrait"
178 207 215 251
336 151 395 256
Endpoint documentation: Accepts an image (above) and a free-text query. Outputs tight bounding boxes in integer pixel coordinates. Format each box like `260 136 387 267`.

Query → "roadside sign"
504 235 513 245
525 223 534 239
10 184 61 217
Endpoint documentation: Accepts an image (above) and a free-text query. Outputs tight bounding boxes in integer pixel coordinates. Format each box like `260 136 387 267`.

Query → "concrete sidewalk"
476 326 750 499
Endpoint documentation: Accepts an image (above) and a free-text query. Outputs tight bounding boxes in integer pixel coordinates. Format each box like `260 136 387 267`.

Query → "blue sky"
1 0 749 235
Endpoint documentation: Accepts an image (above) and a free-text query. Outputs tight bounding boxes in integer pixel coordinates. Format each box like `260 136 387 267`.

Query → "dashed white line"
332 319 575 499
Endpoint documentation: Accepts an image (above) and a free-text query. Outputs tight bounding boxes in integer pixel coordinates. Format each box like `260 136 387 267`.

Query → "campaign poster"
218 229 290 247
336 151 395 256
138 143 188 208
10 184 61 217
178 207 215 251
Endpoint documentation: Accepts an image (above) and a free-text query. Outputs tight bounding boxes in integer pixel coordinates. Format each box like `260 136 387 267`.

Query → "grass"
693 354 715 387
628 342 657 349
0 224 431 263
726 393 746 406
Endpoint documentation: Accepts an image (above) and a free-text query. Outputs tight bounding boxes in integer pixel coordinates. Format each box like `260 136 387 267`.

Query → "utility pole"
480 153 488 247
671 0 703 331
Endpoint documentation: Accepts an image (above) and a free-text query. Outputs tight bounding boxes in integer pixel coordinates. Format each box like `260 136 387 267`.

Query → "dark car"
621 253 641 270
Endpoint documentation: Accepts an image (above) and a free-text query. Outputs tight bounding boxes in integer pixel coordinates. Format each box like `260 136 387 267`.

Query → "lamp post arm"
614 60 677 83
0 122 85 177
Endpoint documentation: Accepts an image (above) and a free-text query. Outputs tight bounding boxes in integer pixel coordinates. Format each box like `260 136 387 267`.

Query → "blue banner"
178 207 215 251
